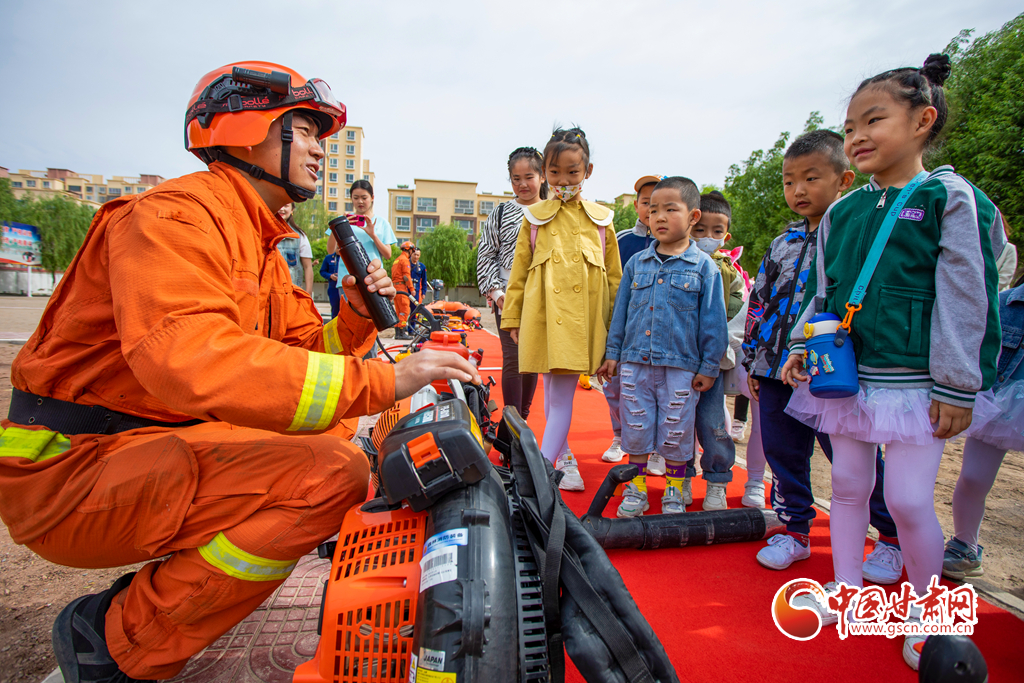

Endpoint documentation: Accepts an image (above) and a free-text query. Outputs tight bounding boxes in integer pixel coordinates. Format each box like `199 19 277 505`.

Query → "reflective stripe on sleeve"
287 352 346 432
0 427 71 463
322 316 345 355
197 532 297 582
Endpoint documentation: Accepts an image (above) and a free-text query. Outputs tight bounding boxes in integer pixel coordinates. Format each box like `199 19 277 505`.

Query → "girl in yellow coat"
502 128 622 490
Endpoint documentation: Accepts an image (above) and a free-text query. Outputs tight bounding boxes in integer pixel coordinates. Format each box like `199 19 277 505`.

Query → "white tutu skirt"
785 382 938 446
963 379 1024 452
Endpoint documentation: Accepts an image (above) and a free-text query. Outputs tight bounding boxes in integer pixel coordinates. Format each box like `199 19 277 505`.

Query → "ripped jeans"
687 372 736 483
618 363 698 463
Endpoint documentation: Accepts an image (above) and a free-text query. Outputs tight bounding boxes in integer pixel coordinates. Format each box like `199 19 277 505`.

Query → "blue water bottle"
804 313 859 398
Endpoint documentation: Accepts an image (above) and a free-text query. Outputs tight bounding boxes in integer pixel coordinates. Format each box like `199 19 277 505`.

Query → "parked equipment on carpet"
580 464 785 550
426 299 483 330
294 399 678 683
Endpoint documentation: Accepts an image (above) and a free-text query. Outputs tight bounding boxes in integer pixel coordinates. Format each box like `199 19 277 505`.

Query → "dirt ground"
0 303 1021 681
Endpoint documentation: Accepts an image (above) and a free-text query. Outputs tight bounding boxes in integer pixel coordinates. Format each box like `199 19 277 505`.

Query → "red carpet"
469 328 1024 683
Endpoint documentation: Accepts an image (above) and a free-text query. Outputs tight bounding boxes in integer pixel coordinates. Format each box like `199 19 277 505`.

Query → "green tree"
0 179 96 273
292 198 337 241
382 244 401 274
418 224 473 292
613 202 638 233
467 245 479 290
310 236 329 282
724 128 793 272
0 179 17 218
932 13 1024 246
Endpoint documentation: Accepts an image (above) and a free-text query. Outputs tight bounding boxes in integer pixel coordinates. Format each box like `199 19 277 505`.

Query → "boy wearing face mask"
694 191 744 318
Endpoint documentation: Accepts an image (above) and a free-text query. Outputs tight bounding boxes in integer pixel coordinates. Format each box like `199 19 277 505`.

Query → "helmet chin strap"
209 111 316 203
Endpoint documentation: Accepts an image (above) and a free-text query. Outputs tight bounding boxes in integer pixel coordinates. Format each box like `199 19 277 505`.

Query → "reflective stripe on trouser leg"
197 532 297 582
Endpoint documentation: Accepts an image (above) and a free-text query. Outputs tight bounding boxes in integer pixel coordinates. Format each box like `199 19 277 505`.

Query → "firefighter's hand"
780 353 808 388
596 359 617 383
341 259 395 316
394 349 481 401
930 400 973 440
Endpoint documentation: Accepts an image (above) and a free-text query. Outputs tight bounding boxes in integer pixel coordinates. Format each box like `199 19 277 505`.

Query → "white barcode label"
419 547 458 591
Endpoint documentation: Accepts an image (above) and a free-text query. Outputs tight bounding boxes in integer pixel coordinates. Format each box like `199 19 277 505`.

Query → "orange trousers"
14 421 368 679
395 289 411 326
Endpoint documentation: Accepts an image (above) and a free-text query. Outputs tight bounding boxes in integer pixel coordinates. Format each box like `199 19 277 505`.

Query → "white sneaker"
555 451 585 492
681 477 693 506
703 482 728 511
646 453 666 476
741 481 765 508
862 541 904 585
661 485 687 514
730 419 747 442
756 534 811 570
789 580 839 626
616 482 649 518
601 436 624 463
903 609 926 670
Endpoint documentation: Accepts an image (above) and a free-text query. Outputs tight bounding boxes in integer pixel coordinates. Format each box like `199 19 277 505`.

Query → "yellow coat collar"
523 199 614 227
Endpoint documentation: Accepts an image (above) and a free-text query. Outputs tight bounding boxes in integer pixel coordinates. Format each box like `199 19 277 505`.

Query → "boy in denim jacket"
597 177 728 517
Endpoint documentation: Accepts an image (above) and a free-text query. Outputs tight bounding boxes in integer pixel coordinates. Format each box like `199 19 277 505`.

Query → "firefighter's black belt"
8 388 205 436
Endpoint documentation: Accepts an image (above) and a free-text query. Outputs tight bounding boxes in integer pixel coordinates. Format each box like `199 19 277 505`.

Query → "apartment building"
387 179 514 245
318 125 376 214
6 168 164 207
7 121 374 214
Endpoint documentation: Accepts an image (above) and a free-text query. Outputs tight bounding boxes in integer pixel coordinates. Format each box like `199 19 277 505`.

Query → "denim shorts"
618 362 698 461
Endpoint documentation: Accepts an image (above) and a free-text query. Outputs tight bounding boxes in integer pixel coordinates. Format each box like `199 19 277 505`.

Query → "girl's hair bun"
921 53 951 87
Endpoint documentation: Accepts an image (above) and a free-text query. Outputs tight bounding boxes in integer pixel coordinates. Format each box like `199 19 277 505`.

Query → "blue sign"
1 222 42 266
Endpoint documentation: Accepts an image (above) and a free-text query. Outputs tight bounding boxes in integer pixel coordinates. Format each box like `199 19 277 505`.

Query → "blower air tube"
580 465 785 550
412 469 520 679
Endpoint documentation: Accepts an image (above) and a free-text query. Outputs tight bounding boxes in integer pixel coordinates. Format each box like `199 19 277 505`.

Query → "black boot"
52 572 153 683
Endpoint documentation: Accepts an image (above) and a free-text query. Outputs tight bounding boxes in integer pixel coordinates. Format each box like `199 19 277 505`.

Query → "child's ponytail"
854 53 952 146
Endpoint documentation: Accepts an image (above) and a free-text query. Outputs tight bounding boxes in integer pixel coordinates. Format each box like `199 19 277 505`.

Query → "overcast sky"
1 0 1019 204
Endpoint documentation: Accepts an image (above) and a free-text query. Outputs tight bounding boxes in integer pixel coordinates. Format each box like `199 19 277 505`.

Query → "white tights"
745 398 766 483
952 437 1007 549
541 373 577 463
829 434 945 595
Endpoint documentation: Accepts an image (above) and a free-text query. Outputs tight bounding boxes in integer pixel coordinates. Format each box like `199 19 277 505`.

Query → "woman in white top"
476 147 547 434
276 203 314 292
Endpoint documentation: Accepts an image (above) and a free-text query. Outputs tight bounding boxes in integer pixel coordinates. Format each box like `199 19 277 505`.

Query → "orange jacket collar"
209 162 298 249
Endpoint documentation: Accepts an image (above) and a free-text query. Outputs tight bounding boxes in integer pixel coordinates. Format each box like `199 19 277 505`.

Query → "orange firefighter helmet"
185 61 346 202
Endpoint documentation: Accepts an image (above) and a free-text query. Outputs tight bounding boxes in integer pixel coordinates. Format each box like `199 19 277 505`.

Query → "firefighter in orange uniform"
0 62 478 682
391 240 416 339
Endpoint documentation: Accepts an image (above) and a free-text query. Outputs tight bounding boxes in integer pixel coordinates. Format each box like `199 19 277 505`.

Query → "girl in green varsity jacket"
780 54 1006 672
